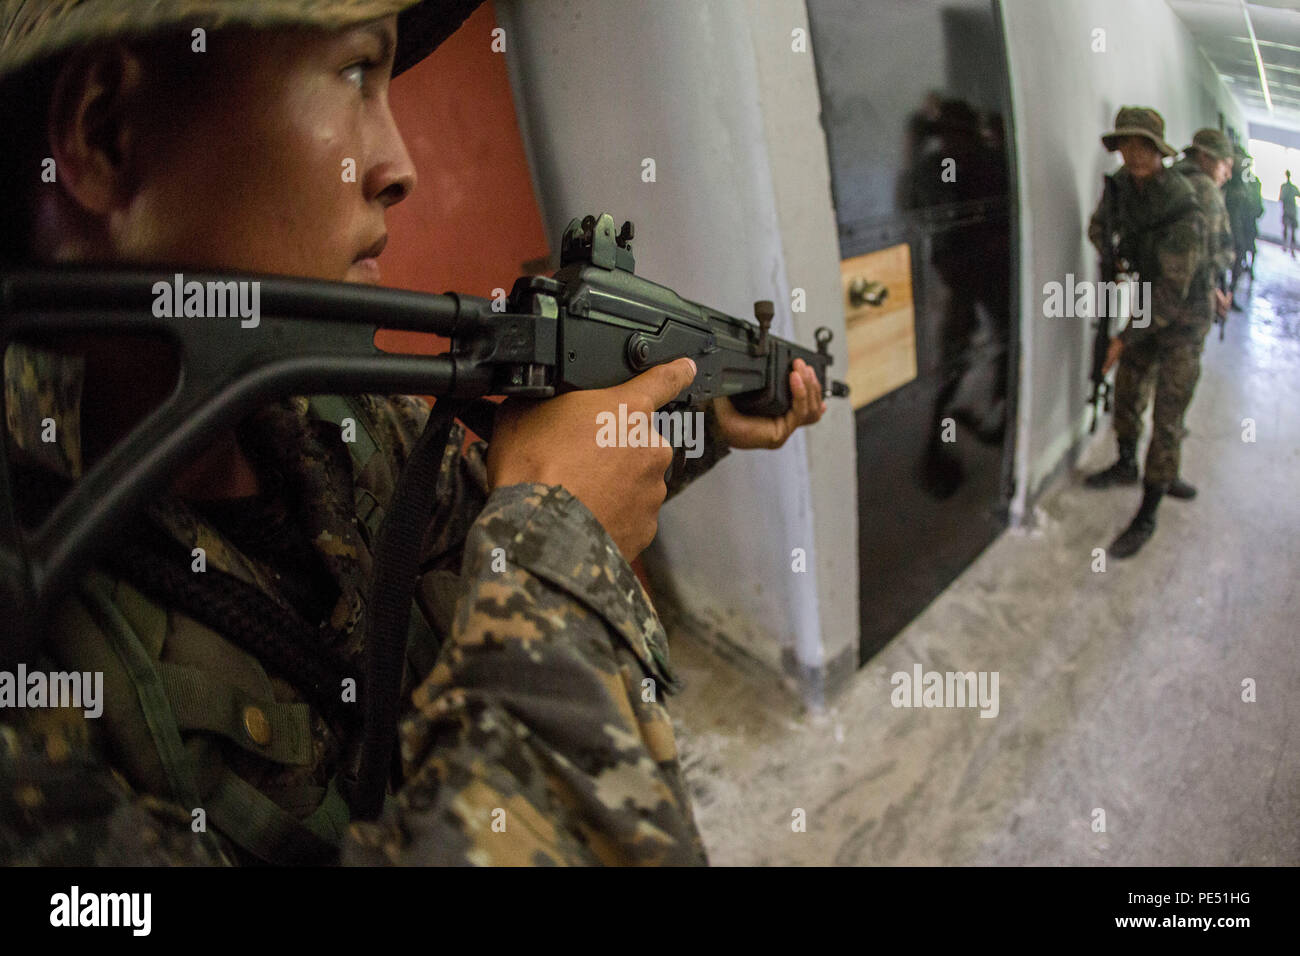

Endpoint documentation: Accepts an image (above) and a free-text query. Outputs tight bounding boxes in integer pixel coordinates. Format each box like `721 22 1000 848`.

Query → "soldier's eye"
342 60 375 91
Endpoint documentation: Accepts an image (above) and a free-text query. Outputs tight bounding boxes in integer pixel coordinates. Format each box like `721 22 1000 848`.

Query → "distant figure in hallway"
1224 145 1264 305
1084 110 1225 559
1280 170 1299 257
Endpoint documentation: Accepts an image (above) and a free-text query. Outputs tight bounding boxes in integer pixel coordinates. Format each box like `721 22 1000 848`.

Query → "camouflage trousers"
1113 321 1210 486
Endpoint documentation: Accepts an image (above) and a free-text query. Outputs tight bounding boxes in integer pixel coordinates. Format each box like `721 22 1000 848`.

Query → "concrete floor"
669 240 1300 866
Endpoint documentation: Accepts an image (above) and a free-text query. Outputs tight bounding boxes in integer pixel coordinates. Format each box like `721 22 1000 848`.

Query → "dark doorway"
806 0 1020 664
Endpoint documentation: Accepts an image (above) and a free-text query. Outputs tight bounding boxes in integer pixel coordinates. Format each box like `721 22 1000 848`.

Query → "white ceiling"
1168 0 1300 132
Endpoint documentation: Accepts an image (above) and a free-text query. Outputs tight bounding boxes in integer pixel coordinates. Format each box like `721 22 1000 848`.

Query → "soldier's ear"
46 44 149 216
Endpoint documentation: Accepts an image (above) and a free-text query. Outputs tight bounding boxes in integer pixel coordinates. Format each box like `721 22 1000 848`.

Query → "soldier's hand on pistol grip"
486 357 698 563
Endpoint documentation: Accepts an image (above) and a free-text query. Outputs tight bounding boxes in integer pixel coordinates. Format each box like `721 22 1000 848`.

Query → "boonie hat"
1184 128 1234 162
1101 106 1177 158
0 0 484 81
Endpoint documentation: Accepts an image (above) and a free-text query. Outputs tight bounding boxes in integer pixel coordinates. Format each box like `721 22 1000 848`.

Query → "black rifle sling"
346 397 467 821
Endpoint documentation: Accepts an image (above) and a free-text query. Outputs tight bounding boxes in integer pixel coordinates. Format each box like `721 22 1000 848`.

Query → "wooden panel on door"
840 242 917 409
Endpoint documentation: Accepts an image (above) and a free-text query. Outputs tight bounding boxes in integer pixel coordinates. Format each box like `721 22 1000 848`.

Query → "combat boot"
1110 483 1166 559
1167 477 1197 500
1084 439 1138 489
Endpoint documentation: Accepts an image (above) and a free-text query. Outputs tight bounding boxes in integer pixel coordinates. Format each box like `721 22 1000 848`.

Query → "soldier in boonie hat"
1180 128 1235 188
1101 105 1178 158
1183 128 1234 165
0 0 484 266
1084 102 1211 558
0 0 756 869
0 0 492 867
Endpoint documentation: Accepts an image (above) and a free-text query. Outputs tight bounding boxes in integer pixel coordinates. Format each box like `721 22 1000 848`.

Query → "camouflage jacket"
1 341 725 866
1172 158 1235 310
1088 164 1204 346
1224 172 1264 250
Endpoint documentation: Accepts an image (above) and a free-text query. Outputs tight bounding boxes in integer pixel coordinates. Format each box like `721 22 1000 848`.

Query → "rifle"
0 210 848 679
1089 174 1122 433
1215 271 1229 340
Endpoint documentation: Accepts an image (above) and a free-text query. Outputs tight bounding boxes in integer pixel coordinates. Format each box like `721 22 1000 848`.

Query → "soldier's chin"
347 258 382 285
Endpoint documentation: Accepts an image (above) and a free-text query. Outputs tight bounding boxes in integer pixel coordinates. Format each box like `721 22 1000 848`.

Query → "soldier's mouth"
349 257 382 284
349 235 388 284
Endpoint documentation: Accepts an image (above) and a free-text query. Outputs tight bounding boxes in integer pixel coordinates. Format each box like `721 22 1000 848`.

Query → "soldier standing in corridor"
1084 110 1227 558
1224 145 1264 303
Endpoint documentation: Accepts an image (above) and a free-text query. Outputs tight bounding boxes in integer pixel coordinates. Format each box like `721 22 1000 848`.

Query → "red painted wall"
378 2 550 356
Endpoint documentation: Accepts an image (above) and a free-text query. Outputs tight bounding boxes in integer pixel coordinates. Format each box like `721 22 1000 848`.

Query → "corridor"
672 241 1300 866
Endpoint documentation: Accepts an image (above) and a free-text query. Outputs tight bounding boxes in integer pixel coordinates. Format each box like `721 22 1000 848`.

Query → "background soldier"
1174 128 1235 329
1224 144 1264 305
1169 128 1233 455
1084 109 1216 559
0 0 827 865
1280 171 1299 257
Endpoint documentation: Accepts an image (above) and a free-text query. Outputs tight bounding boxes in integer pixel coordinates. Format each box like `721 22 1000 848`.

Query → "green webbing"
308 395 388 543
79 572 201 809
82 573 350 864
305 775 352 845
159 662 314 766
355 487 385 544
79 572 228 862
310 393 444 673
204 768 350 866
308 395 380 473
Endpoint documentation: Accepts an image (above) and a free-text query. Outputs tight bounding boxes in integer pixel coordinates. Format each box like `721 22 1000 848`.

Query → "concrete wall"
999 0 1246 517
496 0 859 705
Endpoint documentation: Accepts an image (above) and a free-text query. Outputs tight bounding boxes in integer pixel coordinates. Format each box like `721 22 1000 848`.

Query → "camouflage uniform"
1087 158 1222 486
1172 155 1235 313
1224 163 1263 267
1 341 724 865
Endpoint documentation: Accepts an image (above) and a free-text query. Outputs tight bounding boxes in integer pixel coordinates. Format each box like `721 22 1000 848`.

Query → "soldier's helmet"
0 0 484 81
1101 106 1177 157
